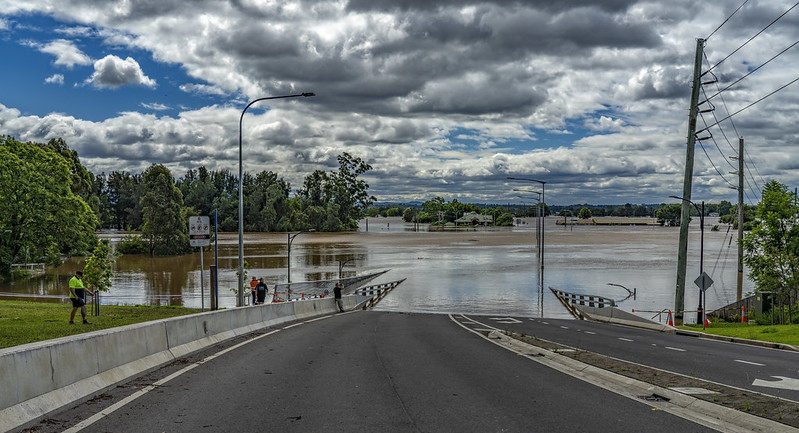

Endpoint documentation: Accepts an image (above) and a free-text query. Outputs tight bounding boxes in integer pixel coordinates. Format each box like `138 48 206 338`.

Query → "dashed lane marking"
735 359 766 367
665 346 686 352
618 338 634 342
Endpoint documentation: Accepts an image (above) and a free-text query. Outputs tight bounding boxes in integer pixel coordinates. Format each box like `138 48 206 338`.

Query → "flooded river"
1 217 752 322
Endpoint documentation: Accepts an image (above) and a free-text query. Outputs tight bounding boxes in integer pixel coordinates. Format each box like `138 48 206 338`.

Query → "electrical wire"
697 76 799 134
706 1 799 74
706 0 751 41
705 39 799 102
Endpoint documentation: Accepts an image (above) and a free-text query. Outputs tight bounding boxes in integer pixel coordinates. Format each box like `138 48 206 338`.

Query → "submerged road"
35 311 734 432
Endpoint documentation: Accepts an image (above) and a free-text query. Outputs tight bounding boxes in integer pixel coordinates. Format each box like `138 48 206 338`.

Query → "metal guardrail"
354 279 406 309
550 287 616 320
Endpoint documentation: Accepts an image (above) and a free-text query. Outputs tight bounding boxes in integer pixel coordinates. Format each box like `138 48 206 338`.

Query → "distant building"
455 212 493 226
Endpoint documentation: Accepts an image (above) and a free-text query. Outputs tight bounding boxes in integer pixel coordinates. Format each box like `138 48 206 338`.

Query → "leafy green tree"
329 153 375 229
83 239 116 293
0 137 98 276
741 181 799 306
140 164 191 256
106 171 144 230
578 207 592 219
656 204 683 226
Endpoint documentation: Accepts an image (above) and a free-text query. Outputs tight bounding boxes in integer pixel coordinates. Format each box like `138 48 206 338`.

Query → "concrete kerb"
0 297 339 433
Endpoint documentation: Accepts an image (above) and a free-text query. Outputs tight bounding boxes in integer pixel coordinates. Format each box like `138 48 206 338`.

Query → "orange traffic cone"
704 317 711 328
741 306 747 323
667 310 674 327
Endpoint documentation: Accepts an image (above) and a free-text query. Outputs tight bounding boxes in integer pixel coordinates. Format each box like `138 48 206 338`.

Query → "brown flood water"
1 217 752 321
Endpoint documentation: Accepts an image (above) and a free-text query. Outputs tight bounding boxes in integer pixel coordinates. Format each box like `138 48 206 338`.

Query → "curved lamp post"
508 177 547 307
237 92 315 307
670 195 705 327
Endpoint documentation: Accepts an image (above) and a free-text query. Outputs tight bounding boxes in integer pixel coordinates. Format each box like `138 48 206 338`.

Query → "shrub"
116 235 148 255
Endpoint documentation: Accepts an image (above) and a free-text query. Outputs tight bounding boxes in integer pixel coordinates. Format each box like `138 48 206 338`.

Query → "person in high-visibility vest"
69 270 94 324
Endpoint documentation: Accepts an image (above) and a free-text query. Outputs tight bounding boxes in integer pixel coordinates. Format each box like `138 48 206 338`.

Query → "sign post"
190 216 211 311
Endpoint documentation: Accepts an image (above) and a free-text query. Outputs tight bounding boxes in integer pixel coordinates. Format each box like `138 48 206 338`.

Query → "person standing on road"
255 278 267 304
69 270 94 324
249 276 258 305
334 283 344 312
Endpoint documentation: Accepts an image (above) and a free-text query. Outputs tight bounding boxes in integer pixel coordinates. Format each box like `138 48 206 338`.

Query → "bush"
116 235 148 255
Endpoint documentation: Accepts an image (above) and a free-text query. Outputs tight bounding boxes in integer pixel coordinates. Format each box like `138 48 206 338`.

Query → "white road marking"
753 376 799 391
583 331 596 335
665 346 686 352
560 326 569 330
618 337 634 342
734 359 766 367
63 329 283 432
490 317 522 324
541 321 549 325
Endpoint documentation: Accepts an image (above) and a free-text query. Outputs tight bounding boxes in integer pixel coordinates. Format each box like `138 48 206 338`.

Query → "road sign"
694 272 713 292
189 215 211 247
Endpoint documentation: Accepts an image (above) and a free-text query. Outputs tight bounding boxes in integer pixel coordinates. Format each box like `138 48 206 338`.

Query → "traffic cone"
741 306 747 323
667 310 674 327
704 317 711 328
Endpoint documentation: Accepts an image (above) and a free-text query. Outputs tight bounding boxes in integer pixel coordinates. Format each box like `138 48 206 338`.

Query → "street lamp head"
302 92 315 97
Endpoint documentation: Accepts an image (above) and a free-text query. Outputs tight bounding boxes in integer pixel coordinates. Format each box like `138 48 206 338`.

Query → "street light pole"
508 177 547 316
338 258 354 279
237 92 314 307
671 196 705 327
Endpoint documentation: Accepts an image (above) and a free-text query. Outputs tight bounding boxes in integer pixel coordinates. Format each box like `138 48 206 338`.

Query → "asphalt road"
36 311 720 433
464 314 799 401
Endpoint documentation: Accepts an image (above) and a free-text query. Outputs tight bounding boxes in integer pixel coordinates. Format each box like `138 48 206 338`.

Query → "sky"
1 0 797 206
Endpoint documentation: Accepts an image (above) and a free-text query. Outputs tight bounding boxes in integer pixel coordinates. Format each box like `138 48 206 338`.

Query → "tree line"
0 136 374 276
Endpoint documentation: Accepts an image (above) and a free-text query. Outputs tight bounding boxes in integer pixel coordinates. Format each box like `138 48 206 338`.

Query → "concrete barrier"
0 296 353 433
576 305 676 333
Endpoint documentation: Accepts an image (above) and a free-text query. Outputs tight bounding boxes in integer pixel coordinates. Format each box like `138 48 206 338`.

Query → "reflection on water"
1 217 752 322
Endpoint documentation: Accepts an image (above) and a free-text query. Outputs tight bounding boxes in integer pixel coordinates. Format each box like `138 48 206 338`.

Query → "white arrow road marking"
753 376 799 391
490 317 522 324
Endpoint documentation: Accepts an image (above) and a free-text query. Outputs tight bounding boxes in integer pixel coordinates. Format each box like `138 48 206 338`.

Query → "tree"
329 153 375 229
83 238 117 316
656 204 683 226
741 181 799 318
578 207 592 219
140 164 191 256
0 137 98 276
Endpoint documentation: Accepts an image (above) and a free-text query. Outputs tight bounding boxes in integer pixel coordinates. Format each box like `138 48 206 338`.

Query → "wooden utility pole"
675 38 705 322
737 137 744 301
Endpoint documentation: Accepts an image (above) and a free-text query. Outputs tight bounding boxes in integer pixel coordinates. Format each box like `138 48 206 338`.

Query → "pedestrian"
69 270 94 324
256 278 267 304
249 276 258 305
334 282 344 312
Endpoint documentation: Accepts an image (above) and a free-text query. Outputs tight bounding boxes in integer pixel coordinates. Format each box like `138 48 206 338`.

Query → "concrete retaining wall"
0 295 357 432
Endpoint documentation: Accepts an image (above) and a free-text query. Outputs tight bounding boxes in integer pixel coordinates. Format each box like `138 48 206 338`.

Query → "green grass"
0 300 199 349
683 322 799 346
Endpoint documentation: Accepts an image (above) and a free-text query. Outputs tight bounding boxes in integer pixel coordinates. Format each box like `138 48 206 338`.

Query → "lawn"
0 300 199 349
683 321 799 346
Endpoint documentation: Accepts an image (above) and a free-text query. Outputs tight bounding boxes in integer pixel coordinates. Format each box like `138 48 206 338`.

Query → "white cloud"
86 55 156 88
140 102 169 111
1 0 799 205
44 74 64 85
32 39 92 68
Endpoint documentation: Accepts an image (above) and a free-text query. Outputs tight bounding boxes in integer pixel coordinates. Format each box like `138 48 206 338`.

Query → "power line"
706 0 751 41
706 1 799 74
705 39 799 102
697 75 799 134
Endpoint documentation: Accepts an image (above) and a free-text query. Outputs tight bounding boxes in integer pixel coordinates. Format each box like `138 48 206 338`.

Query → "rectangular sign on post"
189 216 211 247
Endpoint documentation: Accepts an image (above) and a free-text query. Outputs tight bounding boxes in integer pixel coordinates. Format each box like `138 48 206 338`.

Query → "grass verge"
682 321 799 346
0 300 199 349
